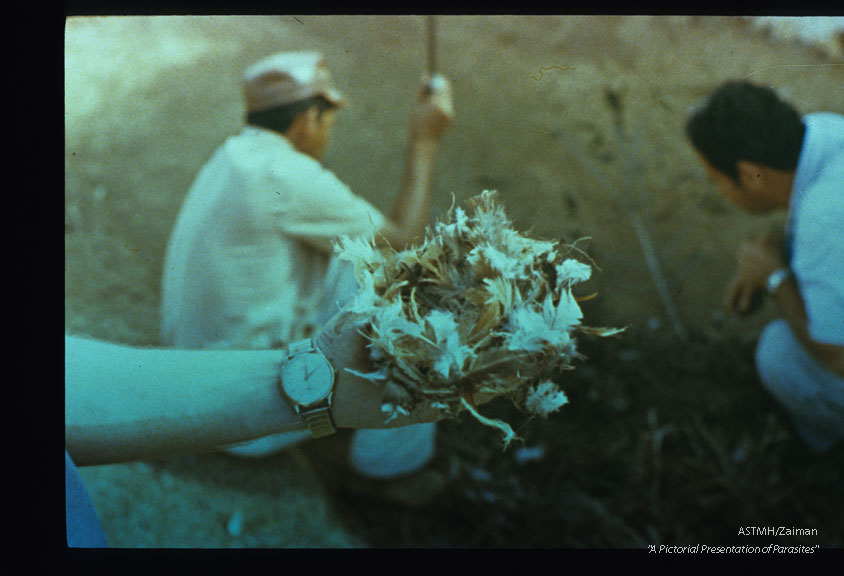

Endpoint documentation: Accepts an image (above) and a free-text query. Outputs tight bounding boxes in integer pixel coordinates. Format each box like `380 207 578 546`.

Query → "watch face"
282 353 334 406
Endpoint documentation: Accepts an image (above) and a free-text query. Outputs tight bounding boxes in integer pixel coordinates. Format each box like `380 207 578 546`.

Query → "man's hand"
409 74 454 142
725 234 785 316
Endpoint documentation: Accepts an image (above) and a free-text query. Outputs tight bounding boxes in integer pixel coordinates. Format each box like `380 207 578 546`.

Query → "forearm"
774 280 844 376
65 336 300 466
377 75 452 248
386 138 439 246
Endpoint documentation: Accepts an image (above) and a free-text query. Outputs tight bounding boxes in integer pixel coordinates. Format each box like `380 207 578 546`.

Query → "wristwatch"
766 267 791 296
279 339 336 438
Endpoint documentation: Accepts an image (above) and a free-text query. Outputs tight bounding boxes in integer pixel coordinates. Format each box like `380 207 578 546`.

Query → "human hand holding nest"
316 309 470 430
329 191 622 446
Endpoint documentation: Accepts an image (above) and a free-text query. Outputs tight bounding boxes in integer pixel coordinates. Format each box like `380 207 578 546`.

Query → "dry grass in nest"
335 190 623 445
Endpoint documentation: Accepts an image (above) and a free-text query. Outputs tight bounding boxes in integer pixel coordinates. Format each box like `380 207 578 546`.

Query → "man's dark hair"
246 96 336 134
685 81 805 181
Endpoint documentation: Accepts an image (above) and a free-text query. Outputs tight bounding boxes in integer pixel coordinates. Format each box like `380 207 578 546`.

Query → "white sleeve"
792 170 844 346
269 155 387 252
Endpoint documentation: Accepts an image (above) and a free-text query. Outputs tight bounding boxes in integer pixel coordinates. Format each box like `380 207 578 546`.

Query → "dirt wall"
65 15 844 346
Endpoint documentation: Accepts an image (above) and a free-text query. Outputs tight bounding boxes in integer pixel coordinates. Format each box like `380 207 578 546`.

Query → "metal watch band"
288 338 318 357
301 406 336 438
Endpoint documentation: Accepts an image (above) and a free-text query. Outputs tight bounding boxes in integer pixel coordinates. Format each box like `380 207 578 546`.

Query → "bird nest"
334 190 622 446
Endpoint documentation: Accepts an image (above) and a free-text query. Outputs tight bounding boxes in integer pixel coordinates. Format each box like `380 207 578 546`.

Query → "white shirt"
161 127 385 349
789 113 844 346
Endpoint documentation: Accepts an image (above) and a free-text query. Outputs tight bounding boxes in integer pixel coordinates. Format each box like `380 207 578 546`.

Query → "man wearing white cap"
160 51 454 503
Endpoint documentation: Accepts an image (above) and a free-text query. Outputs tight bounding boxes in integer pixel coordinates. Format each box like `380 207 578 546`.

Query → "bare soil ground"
64 15 844 549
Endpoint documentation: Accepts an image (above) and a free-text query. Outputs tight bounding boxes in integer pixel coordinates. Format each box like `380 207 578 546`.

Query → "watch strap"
300 405 336 438
288 338 318 357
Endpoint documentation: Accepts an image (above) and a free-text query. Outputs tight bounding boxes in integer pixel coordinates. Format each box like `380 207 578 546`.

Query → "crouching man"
685 80 844 452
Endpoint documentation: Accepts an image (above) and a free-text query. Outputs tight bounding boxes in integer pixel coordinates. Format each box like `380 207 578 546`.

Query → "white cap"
243 51 346 112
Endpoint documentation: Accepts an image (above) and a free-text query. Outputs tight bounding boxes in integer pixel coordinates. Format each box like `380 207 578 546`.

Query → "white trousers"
226 259 437 478
755 319 844 452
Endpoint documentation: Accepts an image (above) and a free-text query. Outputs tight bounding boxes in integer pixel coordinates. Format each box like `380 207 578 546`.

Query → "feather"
333 191 622 446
